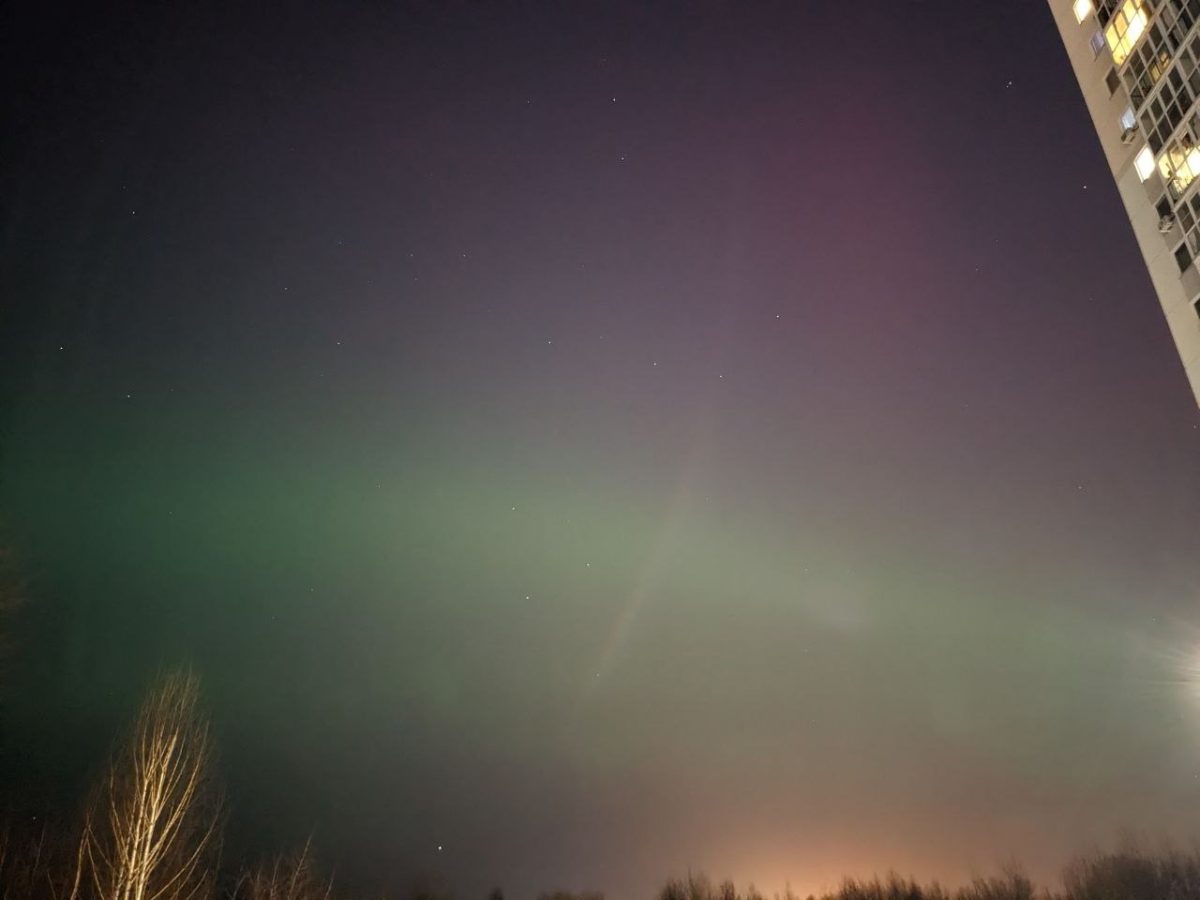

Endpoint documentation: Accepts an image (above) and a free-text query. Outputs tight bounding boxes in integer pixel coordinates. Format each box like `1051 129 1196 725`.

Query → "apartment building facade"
1050 0 1200 405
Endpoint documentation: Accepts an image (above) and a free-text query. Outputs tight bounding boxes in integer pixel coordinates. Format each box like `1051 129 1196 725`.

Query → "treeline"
3 671 1200 900
655 856 1200 900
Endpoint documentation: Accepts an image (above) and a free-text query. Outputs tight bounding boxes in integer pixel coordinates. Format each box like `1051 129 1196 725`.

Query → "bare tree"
74 670 221 900
236 841 332 900
0 820 57 900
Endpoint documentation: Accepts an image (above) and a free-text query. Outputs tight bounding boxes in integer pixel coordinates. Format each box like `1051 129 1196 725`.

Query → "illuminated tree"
75 670 220 900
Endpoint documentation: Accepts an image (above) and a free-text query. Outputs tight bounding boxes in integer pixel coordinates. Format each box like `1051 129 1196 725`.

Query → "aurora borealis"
4 2 1200 897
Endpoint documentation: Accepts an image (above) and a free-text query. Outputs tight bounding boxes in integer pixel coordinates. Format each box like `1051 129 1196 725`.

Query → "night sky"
3 2 1200 897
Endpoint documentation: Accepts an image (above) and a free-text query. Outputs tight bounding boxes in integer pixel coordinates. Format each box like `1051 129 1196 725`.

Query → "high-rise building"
1050 0 1200 405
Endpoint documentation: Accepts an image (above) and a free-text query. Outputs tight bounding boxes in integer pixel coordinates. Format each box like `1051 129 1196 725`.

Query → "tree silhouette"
237 841 331 900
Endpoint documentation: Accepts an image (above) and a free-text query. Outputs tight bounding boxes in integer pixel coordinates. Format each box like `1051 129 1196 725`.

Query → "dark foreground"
3 670 1196 900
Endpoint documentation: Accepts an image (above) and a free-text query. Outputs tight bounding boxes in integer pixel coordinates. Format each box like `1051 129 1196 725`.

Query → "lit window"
1120 105 1137 131
1104 0 1150 65
1074 0 1094 22
1136 145 1157 180
1157 134 1200 197
1119 19 1174 109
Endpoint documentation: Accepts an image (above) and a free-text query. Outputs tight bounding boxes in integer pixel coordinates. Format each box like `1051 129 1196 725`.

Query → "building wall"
1048 0 1200 406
